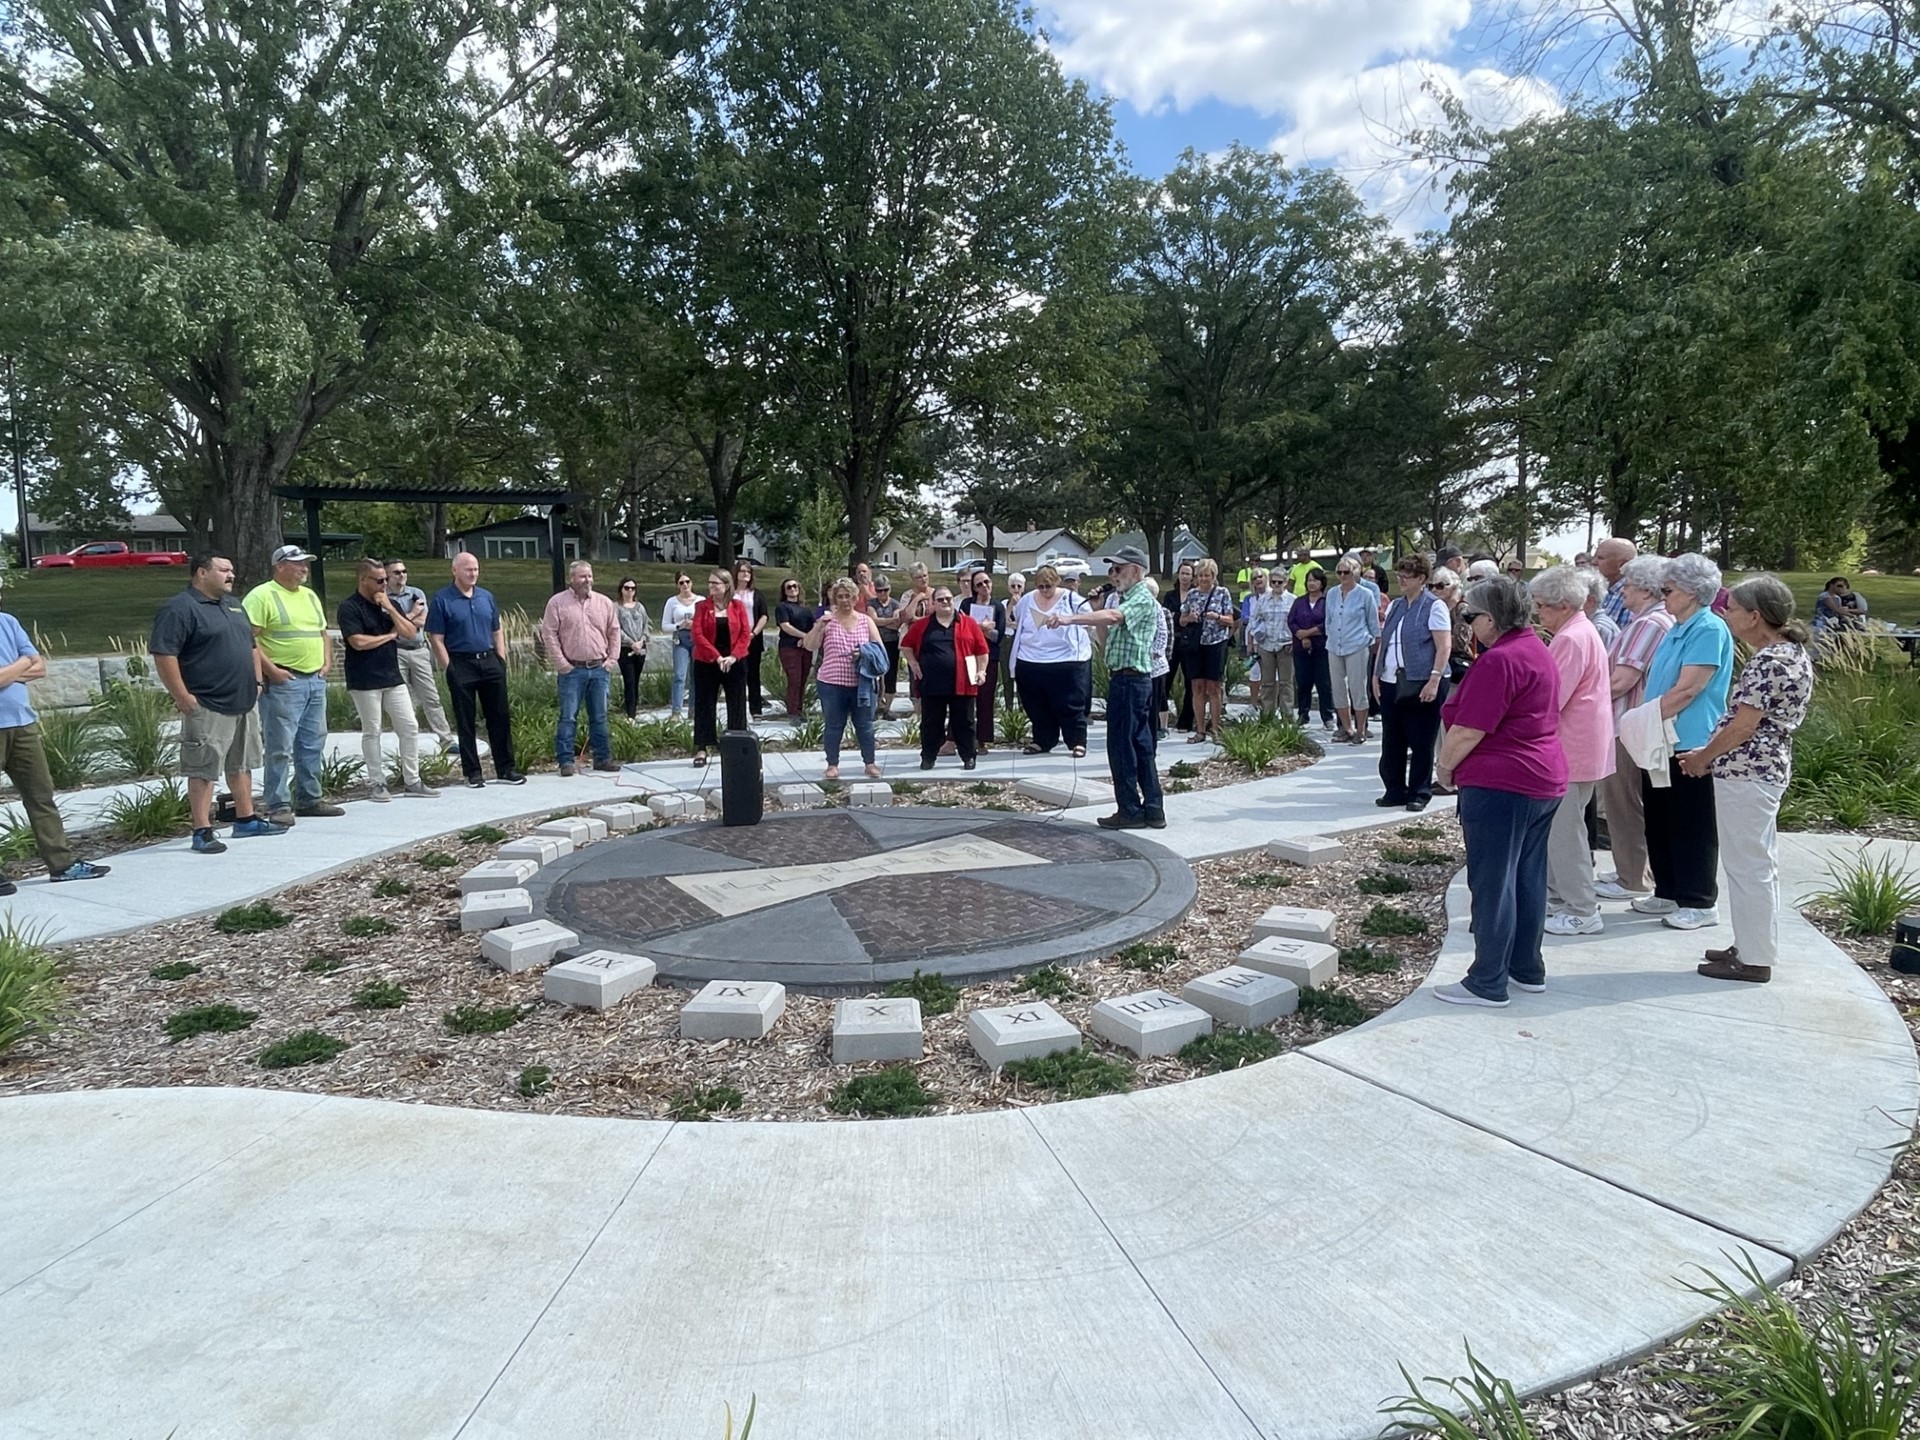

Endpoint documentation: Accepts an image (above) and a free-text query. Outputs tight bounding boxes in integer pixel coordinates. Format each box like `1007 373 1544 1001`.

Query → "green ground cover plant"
214 901 292 934
1117 941 1178 971
164 1003 258 1043
668 1083 744 1120
0 922 63 1055
351 980 408 1010
1356 873 1413 896
444 1005 520 1035
884 970 959 1016
1178 1029 1282 1072
1398 824 1444 841
257 1030 350 1069
416 851 457 869
372 878 413 899
1004 1049 1135 1097
1339 945 1402 975
829 1066 939 1117
342 916 397 938
1233 872 1294 889
1022 966 1080 999
1297 987 1371 1027
1377 844 1453 866
301 954 344 974
1361 905 1429 937
1166 760 1201 779
518 1065 554 1097
460 825 508 845
148 961 202 981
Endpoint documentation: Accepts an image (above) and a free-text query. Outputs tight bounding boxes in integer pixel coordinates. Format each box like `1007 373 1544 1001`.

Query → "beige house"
871 524 1094 576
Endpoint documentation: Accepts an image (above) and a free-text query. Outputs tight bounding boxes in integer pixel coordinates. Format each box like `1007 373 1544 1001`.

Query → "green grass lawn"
7 558 1920 658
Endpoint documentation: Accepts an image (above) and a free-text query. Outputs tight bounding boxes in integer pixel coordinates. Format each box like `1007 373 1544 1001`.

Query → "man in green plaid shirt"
1047 544 1163 828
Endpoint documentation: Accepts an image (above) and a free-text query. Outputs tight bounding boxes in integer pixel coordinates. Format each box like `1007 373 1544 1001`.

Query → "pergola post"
548 505 567 596
305 499 326 601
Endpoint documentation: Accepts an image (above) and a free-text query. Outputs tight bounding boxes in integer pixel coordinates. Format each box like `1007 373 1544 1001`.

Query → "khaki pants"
1715 777 1786 968
350 685 419 789
1546 779 1599 917
1597 740 1650 891
396 646 451 741
1255 647 1294 717
0 723 75 873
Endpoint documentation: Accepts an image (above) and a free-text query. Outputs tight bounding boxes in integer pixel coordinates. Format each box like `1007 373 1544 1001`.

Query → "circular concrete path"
0 767 1913 1438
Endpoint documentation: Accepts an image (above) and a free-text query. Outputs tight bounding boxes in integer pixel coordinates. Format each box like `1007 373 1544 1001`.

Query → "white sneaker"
1544 912 1604 936
1511 978 1547 993
1630 896 1678 915
1432 982 1509 1008
1664 907 1720 930
368 786 392 804
1594 880 1648 901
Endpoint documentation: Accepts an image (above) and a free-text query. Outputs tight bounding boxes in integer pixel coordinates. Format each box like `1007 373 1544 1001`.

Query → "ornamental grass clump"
1381 1345 1542 1438
1216 715 1308 773
104 778 192 842
1817 849 1920 937
0 921 64 1056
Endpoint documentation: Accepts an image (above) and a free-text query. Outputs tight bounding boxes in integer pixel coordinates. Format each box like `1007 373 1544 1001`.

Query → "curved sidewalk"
1 843 1911 1437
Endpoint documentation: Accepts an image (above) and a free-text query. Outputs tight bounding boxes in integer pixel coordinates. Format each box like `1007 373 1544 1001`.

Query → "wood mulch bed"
0 796 1452 1119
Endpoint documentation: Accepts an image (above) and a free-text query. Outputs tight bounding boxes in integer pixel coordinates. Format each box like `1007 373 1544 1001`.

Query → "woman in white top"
661 573 697 717
733 559 769 717
1011 565 1093 756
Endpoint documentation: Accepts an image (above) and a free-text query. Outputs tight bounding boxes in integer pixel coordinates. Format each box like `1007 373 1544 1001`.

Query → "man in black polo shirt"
150 555 289 854
338 558 440 803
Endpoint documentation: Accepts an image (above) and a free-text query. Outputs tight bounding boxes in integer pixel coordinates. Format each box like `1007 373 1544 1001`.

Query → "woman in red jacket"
902 587 991 771
690 568 751 767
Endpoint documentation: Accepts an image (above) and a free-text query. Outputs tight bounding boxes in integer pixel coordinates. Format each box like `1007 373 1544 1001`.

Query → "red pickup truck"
32 541 190 569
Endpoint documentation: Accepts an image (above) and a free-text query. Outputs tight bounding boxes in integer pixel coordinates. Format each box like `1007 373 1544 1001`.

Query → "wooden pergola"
271 482 586 601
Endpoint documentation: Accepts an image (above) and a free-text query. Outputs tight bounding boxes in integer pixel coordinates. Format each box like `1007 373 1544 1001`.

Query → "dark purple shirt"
1288 595 1326 648
1441 626 1568 799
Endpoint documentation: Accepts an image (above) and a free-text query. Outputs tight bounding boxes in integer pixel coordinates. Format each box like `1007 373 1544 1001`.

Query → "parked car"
950 558 1007 576
32 541 189 569
1039 552 1090 582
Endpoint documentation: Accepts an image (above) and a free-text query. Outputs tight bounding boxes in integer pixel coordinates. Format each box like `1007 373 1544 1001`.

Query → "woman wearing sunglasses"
614 578 651 720
774 577 815 719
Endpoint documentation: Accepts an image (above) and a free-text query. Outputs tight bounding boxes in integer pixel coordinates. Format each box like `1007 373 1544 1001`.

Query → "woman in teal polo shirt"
1634 553 1734 931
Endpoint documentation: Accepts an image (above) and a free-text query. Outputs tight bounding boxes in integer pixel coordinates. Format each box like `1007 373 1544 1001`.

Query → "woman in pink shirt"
1433 577 1569 1006
1530 566 1616 937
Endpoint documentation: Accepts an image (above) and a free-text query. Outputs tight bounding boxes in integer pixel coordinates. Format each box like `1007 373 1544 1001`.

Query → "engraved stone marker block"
1182 966 1299 1027
1266 836 1347 867
1089 988 1213 1057
588 802 648 832
480 919 579 973
458 858 540 896
1250 904 1337 946
498 835 568 865
968 1001 1080 1068
777 783 826 810
849 782 892 807
647 792 701 820
831 997 924 1064
1014 776 1115 809
534 815 606 845
458 887 533 932
545 950 657 1009
1237 936 1339 989
681 979 786 1040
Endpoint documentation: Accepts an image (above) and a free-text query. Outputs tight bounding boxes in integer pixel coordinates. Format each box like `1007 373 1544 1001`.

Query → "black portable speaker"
718 729 763 827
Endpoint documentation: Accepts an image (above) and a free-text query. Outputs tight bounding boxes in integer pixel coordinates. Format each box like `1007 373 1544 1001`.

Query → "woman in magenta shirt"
1433 577 1569 1006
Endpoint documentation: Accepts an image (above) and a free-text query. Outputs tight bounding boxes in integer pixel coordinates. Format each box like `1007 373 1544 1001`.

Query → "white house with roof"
872 524 1093 575
641 518 774 567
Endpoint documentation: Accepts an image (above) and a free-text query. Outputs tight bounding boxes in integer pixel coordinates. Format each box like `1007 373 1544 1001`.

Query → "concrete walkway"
0 768 1912 1437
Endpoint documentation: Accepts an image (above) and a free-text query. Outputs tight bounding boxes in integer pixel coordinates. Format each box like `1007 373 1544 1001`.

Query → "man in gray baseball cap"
1046 544 1164 828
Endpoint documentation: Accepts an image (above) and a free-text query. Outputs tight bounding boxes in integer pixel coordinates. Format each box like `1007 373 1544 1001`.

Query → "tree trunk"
982 519 997 577
211 444 291 589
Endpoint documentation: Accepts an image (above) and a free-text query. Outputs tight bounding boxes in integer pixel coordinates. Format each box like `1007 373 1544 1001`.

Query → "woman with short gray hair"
1677 576 1813 981
1529 566 1615 937
1594 555 1674 902
1431 577 1568 1005
1578 567 1618 646
1634 554 1735 930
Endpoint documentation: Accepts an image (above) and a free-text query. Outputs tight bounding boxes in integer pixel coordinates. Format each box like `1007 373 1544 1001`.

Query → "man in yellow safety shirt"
245 545 344 825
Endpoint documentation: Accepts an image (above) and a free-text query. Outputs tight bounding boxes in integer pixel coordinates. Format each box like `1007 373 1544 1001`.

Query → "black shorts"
1190 642 1228 683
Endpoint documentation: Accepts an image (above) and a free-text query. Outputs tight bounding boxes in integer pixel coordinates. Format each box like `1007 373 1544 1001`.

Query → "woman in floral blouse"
1677 575 1814 983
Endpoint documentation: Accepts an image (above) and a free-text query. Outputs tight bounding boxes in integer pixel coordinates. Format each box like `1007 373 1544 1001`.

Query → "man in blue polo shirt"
425 551 523 787
0 576 109 890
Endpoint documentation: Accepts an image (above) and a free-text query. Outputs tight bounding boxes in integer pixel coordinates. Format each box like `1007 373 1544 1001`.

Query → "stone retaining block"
967 1002 1079 1069
831 997 924 1064
681 980 786 1040
1266 836 1346 867
1237 937 1339 989
1014 777 1115 809
480 920 578 973
545 950 657 1009
498 836 569 866
534 816 606 846
588 803 648 832
458 858 540 896
849 783 892 808
1251 904 1337 946
1182 967 1299 1027
459 888 533 932
777 783 826 810
647 792 702 820
1089 989 1213 1058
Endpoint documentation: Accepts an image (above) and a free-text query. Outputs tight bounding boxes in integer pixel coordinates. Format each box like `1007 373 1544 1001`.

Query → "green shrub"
1356 873 1413 896
1674 1258 1920 1440
0 921 64 1055
1817 849 1920 936
257 1030 350 1069
1298 987 1371 1027
164 1002 258 1043
342 916 396 938
1340 945 1402 975
443 1005 520 1035
38 708 105 790
1381 1345 1542 1438
1004 1048 1135 1097
104 778 192 842
351 980 408 1010
1117 941 1178 971
326 682 359 731
884 969 960 1016
1215 715 1309 773
416 851 458 870
1178 1029 1281 1072
518 1064 554 1097
1784 669 1920 830
372 878 413 899
667 1083 744 1120
149 961 203 981
1166 760 1201 780
93 678 178 778
1361 905 1428 937
829 1066 939 1117
214 900 292 935
460 824 508 845
1023 965 1080 1000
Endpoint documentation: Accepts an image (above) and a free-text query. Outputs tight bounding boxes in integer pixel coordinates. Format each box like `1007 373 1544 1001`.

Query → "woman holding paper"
961 568 1006 751
902 587 991 771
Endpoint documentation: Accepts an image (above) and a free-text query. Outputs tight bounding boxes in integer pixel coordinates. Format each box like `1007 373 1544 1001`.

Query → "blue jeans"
671 633 692 713
818 681 875 767
1105 671 1162 819
1459 785 1561 1001
259 671 328 812
556 666 611 766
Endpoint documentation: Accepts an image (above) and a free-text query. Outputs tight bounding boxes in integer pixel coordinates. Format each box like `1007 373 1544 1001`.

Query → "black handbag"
1393 668 1425 701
